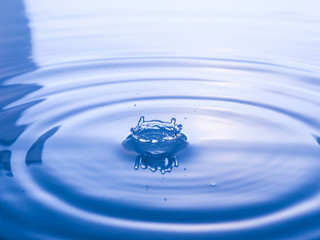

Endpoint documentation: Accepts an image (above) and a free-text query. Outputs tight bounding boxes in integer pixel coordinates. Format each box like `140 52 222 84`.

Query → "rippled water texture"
1 1 320 239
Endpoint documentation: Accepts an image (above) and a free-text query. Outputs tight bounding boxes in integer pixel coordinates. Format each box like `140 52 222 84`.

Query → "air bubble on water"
211 183 217 187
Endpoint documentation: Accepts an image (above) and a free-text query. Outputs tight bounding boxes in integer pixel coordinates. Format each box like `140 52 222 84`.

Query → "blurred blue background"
1 1 320 239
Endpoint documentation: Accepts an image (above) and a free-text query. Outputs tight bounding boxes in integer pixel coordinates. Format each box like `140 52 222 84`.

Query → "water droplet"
164 197 167 201
211 183 217 187
184 168 186 171
133 104 136 106
145 186 149 191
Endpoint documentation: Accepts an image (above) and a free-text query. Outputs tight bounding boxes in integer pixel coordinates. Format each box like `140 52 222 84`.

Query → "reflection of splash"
26 126 60 166
122 117 188 173
0 150 12 177
135 154 179 174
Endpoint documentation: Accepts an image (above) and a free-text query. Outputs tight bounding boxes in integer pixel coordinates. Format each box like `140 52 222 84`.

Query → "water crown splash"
122 116 188 173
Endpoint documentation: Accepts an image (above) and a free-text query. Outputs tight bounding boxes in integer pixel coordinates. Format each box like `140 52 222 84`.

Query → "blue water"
123 116 188 174
1 0 320 239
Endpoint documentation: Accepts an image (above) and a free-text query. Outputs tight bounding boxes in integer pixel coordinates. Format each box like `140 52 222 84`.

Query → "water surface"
1 0 320 239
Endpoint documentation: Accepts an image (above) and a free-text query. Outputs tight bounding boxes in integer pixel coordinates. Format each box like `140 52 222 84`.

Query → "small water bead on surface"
163 197 167 202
